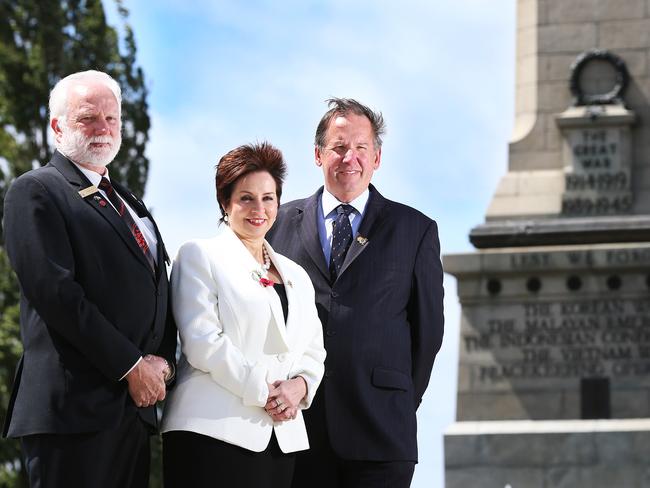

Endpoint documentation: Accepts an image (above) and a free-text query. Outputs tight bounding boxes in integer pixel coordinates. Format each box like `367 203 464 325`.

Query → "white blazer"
161 225 326 453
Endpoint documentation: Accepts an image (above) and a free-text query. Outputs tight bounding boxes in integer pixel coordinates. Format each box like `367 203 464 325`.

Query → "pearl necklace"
262 245 271 271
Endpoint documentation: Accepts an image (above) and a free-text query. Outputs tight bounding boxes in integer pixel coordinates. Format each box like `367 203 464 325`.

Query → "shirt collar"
321 188 370 218
72 162 111 188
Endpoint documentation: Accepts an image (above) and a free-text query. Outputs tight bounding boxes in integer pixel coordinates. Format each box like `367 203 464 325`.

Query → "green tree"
0 1 151 485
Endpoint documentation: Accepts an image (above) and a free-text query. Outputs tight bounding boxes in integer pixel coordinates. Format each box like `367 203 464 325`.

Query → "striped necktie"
98 177 155 271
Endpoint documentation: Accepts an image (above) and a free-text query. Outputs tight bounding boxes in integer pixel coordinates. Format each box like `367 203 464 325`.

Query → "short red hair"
215 142 287 219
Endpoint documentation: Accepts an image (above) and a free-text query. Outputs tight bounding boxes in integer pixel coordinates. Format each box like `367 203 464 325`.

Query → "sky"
106 1 516 485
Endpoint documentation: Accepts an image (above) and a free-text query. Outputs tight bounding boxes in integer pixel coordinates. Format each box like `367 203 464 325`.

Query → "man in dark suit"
268 98 444 488
2 70 177 488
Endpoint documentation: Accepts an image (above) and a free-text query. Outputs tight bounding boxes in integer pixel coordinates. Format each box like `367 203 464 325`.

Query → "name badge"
78 185 99 198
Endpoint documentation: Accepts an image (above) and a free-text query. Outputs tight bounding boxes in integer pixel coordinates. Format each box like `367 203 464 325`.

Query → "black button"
325 370 333 378
152 333 158 340
326 330 336 337
331 291 339 298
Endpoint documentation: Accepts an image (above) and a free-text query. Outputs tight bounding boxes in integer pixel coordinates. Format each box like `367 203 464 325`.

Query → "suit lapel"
338 185 387 278
260 243 290 349
264 242 297 348
113 180 170 279
223 227 290 350
50 152 154 276
297 189 330 282
266 284 289 349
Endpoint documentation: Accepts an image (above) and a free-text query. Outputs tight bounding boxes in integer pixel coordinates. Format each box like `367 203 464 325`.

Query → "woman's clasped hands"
264 376 307 422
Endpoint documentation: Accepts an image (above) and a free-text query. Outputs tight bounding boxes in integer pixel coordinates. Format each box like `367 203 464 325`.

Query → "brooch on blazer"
356 235 368 245
92 194 108 207
252 269 275 287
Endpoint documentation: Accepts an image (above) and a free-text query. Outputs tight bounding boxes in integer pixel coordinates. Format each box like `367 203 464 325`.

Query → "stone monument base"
445 419 650 487
446 242 650 422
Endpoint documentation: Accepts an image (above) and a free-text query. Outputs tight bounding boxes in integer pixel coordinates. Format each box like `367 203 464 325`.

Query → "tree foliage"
0 1 151 485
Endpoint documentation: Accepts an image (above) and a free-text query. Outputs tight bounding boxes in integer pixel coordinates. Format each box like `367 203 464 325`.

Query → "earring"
223 213 229 223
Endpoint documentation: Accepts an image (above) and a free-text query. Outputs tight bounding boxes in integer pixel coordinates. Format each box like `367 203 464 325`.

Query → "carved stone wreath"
569 49 629 106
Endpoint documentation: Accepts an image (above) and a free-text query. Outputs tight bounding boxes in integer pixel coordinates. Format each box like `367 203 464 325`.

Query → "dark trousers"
292 439 415 488
292 400 415 488
21 412 150 488
163 430 295 488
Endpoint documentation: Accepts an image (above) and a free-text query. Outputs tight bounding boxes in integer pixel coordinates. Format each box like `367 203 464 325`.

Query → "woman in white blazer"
161 142 326 488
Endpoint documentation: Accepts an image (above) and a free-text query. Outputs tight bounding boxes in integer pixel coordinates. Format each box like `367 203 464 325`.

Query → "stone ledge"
470 215 650 248
444 241 650 276
446 418 650 435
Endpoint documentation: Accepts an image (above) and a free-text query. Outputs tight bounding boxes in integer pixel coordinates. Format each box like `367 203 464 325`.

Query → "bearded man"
2 70 177 488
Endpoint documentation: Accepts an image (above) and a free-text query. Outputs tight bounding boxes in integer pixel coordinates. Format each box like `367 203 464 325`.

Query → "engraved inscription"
502 249 650 271
509 253 551 270
462 298 650 385
561 128 633 216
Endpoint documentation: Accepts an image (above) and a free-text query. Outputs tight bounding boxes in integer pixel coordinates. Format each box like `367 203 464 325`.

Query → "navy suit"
2 151 176 486
268 185 444 484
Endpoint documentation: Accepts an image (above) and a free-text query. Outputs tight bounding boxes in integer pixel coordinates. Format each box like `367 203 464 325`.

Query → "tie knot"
336 204 354 217
98 177 112 191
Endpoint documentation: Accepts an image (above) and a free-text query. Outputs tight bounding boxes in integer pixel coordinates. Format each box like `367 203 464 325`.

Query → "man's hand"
144 354 172 382
264 377 307 422
125 358 166 408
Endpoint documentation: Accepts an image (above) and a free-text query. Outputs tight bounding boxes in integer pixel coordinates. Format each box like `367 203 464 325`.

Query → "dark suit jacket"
2 151 177 437
267 184 444 462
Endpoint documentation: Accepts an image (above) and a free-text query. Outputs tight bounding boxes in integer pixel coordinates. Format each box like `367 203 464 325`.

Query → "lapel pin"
99 200 107 207
356 236 368 245
78 185 99 198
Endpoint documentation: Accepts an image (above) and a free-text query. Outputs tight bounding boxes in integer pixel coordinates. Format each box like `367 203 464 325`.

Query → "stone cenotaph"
444 1 650 486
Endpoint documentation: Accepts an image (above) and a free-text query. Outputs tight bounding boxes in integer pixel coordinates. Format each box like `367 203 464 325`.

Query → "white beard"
55 121 122 167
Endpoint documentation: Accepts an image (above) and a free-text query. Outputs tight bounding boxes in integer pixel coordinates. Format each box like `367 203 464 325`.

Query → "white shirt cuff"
119 356 142 381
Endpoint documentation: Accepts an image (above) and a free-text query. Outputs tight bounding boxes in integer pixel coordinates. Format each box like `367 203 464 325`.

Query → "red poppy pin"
252 270 274 287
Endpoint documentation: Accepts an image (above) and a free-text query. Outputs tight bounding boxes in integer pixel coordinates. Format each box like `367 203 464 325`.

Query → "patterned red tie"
98 177 156 271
